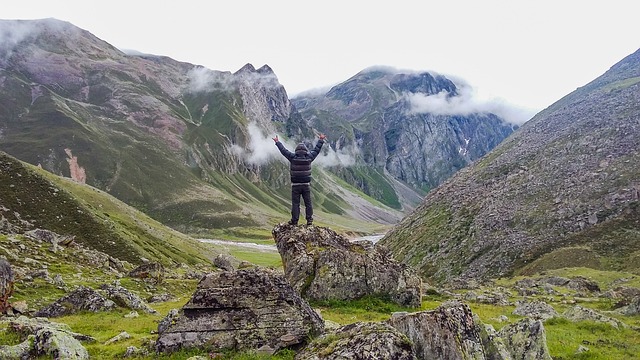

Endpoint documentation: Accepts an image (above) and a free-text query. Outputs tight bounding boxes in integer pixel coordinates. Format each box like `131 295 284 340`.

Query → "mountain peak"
235 63 257 74
256 64 274 75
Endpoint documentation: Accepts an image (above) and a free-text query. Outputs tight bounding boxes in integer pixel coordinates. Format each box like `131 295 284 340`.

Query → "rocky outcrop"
295 322 415 360
34 286 116 317
0 257 14 313
156 268 324 354
272 223 422 307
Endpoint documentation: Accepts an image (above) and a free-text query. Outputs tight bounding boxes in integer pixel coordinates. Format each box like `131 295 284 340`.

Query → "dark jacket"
276 139 324 184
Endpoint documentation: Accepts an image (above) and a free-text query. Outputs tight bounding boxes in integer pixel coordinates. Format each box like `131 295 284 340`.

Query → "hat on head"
295 142 308 154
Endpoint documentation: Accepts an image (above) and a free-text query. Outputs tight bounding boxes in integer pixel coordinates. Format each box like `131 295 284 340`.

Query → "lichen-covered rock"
7 316 94 342
34 286 116 317
33 328 89 359
564 305 628 329
0 256 14 314
386 301 494 360
0 335 34 360
0 316 93 359
512 300 558 320
295 322 416 360
273 223 422 307
156 268 324 354
498 319 552 360
100 283 157 313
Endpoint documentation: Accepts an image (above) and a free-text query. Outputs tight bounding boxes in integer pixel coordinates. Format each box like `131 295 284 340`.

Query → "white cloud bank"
405 83 537 125
232 122 356 167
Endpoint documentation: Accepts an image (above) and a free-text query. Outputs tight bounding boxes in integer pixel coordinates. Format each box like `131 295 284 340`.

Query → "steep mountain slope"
0 19 401 235
293 68 517 209
380 49 640 283
0 150 216 265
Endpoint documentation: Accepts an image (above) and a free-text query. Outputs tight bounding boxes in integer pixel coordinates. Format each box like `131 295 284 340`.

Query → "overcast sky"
4 0 639 116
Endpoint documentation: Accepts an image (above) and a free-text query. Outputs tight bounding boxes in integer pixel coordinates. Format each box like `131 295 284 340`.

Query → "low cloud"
406 81 536 125
232 122 356 167
186 66 235 92
0 20 39 64
1 19 77 65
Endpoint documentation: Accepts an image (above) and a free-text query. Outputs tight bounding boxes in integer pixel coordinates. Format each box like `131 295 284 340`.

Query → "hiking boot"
306 221 313 226
288 220 298 226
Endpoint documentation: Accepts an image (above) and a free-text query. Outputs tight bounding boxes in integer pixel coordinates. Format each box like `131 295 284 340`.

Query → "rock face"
272 223 422 307
381 48 640 283
155 268 324 354
295 322 416 360
293 68 516 209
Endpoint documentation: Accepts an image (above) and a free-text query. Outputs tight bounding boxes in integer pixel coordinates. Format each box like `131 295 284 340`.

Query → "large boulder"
156 268 324 354
386 301 508 360
272 223 422 307
385 301 553 360
498 319 552 360
0 316 93 360
295 322 416 360
100 283 157 314
34 286 116 317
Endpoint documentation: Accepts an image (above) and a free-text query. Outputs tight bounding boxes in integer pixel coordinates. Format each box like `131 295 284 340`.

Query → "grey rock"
104 331 131 345
512 300 558 320
100 283 157 314
0 335 34 360
273 223 422 307
147 293 173 303
387 300 501 360
213 253 236 271
564 305 628 329
35 286 116 317
498 319 552 360
156 268 324 354
616 296 640 315
296 321 416 360
34 328 89 359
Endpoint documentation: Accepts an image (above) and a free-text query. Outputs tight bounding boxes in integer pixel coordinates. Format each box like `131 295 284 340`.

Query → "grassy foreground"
2 246 639 360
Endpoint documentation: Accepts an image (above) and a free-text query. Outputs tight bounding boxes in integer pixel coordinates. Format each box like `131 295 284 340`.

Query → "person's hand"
319 133 326 140
272 135 279 142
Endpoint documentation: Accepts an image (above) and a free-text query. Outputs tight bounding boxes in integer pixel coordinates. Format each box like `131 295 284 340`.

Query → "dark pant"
291 184 313 223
